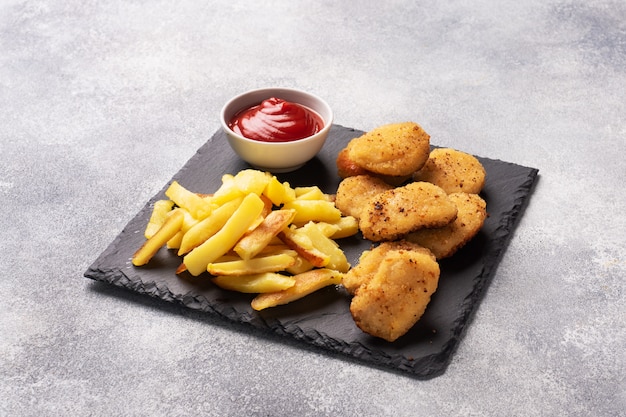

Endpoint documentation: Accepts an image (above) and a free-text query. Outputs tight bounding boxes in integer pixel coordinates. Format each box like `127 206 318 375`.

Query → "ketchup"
228 97 324 142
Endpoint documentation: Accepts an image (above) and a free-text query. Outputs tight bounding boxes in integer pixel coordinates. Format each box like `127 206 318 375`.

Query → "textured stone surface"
1 1 624 416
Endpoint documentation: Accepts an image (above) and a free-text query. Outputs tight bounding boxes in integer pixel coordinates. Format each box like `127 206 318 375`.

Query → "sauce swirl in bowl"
228 97 324 142
220 87 333 173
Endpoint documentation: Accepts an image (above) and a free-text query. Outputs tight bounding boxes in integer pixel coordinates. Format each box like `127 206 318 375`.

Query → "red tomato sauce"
228 97 324 142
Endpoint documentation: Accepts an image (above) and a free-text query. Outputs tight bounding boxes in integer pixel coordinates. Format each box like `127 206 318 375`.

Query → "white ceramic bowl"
220 87 333 173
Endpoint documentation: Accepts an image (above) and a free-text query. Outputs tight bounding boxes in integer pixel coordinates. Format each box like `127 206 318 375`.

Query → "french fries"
144 200 175 239
234 209 296 260
299 222 350 273
212 273 296 293
132 209 184 266
283 200 342 225
278 226 330 268
207 253 297 276
165 181 213 220
133 169 358 309
183 193 266 276
264 175 296 206
251 268 344 311
178 198 242 255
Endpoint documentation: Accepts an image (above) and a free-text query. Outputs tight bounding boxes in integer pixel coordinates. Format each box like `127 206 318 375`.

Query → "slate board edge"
85 264 449 379
437 166 540 374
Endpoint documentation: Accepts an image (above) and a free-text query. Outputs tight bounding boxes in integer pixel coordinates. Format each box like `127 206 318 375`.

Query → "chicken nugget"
342 240 433 294
335 175 393 219
406 192 487 259
412 148 486 194
336 146 369 178
359 181 458 242
337 145 413 186
347 122 430 177
349 247 440 342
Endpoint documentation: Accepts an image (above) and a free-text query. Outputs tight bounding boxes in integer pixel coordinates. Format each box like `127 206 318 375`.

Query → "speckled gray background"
1 1 624 416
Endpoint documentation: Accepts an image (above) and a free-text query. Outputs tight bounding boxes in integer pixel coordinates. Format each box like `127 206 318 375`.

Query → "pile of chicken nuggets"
334 122 488 342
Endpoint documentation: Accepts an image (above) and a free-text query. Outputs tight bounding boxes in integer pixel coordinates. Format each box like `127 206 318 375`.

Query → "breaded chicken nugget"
347 122 431 177
337 146 413 186
335 175 393 219
406 192 487 259
359 182 458 242
336 146 369 178
342 240 433 294
412 148 486 194
349 246 440 342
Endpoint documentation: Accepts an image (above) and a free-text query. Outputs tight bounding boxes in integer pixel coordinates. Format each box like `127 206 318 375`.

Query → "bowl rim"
220 87 334 146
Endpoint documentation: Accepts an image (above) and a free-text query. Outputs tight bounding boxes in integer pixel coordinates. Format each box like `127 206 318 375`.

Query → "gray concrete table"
1 1 624 416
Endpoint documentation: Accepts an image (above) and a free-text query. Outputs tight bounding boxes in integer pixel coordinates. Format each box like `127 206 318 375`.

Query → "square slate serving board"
85 124 539 379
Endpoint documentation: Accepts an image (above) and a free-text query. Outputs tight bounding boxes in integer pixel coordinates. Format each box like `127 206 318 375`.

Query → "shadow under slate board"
85 124 539 379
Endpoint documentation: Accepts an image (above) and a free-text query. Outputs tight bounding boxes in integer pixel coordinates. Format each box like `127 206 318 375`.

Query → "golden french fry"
175 263 187 275
181 208 199 229
300 222 350 273
207 253 296 276
167 209 198 249
251 268 343 310
294 186 330 201
144 200 175 239
306 222 340 238
183 193 265 276
233 169 271 195
285 254 315 275
178 197 242 255
166 231 184 249
255 245 294 256
132 209 185 266
209 175 245 206
260 194 274 214
268 236 284 246
327 216 359 239
135 168 356 311
212 273 296 293
308 217 358 240
246 215 265 233
263 176 296 206
282 200 342 225
278 226 329 268
165 181 213 219
212 254 241 262
234 209 296 259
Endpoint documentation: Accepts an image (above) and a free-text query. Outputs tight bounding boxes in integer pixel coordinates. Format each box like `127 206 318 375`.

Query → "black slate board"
84 124 538 379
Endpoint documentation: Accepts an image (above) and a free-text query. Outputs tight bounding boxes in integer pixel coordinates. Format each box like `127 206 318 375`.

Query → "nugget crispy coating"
337 146 413 186
347 122 431 177
336 146 369 178
335 175 393 219
359 182 458 241
342 240 433 294
406 192 487 259
349 247 440 342
412 148 486 194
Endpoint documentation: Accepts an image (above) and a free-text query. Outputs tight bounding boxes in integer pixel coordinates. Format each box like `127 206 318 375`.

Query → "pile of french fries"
132 169 359 310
